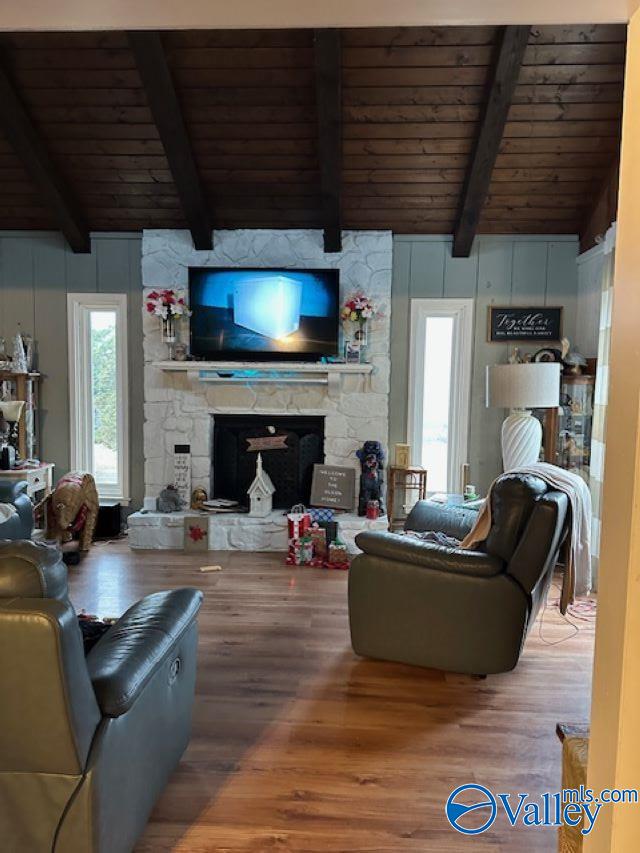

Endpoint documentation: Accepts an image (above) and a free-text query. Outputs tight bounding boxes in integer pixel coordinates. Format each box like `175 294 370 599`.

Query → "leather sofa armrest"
87 587 203 718
0 479 34 540
403 500 479 540
354 531 503 577
0 478 28 503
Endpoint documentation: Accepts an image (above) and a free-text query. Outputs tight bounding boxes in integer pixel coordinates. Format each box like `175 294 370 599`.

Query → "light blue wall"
390 234 580 493
0 231 144 509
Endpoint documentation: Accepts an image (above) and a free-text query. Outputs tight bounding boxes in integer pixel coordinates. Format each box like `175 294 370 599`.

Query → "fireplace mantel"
153 360 373 374
152 360 373 396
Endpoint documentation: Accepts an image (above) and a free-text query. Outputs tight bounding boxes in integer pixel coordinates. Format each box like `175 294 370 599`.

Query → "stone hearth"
127 509 387 553
139 228 392 550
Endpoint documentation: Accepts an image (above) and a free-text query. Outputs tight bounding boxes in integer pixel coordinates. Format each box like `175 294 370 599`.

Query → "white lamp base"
501 409 542 471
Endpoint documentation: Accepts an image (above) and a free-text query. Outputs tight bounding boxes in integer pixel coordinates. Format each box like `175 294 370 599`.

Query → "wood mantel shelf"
152 360 373 373
152 360 373 398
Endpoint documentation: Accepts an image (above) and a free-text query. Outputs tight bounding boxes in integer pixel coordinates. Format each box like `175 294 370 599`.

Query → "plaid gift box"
309 507 335 523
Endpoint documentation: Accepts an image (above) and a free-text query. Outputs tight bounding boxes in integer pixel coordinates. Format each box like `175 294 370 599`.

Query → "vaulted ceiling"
0 24 625 254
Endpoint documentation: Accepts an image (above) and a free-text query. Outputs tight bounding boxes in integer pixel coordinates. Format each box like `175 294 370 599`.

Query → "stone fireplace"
131 228 392 551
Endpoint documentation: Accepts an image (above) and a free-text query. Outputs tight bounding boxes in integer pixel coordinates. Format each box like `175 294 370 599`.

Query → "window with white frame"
67 293 129 502
408 299 474 494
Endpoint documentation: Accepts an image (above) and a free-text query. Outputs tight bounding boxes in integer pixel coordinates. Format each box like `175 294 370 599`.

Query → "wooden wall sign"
310 464 356 511
488 306 563 343
246 434 288 452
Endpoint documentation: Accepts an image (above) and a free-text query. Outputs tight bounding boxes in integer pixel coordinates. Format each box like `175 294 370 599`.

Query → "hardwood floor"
69 541 595 852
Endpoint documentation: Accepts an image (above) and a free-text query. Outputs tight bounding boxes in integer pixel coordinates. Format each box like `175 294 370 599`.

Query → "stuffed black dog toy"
356 441 385 516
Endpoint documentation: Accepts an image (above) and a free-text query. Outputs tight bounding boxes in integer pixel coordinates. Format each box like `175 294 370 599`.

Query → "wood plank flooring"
69 542 595 852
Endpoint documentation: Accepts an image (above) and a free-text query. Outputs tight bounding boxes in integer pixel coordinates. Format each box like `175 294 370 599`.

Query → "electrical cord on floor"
537 577 596 646
93 531 128 546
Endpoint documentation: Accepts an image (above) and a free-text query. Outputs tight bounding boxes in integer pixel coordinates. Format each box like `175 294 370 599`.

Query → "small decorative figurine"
191 487 208 511
11 332 27 373
394 443 411 468
157 484 184 513
247 453 275 517
22 334 34 371
356 441 385 517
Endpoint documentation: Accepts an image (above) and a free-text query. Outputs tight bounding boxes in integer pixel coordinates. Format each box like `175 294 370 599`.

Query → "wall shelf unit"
0 370 41 460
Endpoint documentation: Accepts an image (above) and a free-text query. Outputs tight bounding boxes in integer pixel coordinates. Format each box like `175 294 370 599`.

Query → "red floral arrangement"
145 289 190 319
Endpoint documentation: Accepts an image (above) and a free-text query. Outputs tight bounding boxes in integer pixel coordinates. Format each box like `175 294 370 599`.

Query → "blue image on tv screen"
189 268 339 360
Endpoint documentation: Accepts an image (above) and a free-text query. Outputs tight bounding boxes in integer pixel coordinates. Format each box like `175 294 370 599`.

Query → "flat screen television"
189 267 340 362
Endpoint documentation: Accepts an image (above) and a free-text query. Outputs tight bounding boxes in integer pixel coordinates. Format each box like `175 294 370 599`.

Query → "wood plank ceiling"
0 24 625 250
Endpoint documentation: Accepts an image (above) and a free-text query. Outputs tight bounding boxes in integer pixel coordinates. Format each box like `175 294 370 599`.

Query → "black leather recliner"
0 540 203 852
349 473 569 675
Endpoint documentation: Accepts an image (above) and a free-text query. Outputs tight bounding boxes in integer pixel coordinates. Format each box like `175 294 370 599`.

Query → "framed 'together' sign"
487 306 563 343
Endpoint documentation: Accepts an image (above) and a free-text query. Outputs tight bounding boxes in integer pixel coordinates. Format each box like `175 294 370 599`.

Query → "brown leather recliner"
0 540 203 852
349 473 569 675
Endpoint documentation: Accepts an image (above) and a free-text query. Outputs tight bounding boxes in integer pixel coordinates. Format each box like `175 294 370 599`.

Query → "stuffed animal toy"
158 484 184 513
46 471 98 552
356 441 385 516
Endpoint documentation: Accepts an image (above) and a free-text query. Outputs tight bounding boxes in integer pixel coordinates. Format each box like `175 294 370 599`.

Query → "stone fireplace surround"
132 228 392 551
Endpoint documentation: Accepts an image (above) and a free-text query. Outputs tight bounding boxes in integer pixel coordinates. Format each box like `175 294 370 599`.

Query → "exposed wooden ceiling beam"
452 25 530 258
128 31 212 250
314 29 342 253
0 51 90 253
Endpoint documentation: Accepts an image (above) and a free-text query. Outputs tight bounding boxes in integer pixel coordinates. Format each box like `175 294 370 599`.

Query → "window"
68 293 129 502
408 299 474 494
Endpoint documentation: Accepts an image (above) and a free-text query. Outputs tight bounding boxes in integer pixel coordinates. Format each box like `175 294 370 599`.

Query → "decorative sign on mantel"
310 464 356 511
488 306 563 343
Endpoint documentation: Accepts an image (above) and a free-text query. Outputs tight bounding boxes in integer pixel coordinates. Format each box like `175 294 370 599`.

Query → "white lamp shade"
0 400 25 422
486 362 560 410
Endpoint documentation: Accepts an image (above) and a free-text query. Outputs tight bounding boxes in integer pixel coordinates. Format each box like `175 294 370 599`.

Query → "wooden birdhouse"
247 453 275 517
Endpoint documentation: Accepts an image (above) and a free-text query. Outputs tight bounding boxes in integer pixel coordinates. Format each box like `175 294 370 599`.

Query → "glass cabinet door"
556 377 595 480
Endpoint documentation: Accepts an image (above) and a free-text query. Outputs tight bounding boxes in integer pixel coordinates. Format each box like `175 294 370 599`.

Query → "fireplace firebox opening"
212 415 325 509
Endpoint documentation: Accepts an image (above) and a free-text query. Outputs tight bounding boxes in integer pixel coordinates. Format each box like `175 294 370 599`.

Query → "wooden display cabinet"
543 374 595 480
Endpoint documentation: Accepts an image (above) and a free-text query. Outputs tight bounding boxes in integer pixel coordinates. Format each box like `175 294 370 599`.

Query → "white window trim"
67 293 130 503
407 298 474 493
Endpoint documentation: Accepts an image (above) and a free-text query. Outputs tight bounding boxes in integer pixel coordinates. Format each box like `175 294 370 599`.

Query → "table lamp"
486 363 560 471
0 400 25 455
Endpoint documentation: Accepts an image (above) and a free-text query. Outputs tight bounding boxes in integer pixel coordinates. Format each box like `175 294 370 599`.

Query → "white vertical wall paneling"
33 233 69 472
512 241 548 305
409 241 445 299
389 241 412 449
470 237 514 490
547 240 580 345
0 237 35 342
576 244 606 358
443 240 479 299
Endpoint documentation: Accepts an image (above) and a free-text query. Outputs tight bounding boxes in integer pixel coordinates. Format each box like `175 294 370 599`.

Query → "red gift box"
287 505 311 541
